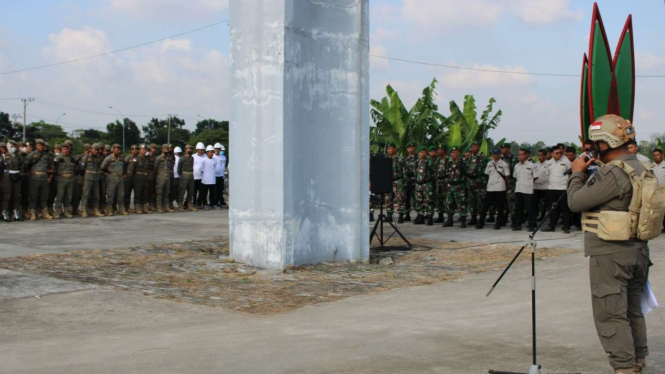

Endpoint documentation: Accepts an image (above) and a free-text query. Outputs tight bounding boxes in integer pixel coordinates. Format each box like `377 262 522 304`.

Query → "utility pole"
109 106 126 152
21 98 34 142
55 113 67 126
167 114 177 145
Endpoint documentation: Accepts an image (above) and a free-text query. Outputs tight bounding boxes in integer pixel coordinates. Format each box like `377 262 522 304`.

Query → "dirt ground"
0 238 580 314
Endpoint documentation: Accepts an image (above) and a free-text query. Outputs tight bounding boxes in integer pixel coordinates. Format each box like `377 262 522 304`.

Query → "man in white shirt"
170 146 182 209
543 146 572 233
533 149 550 222
200 145 217 210
193 142 206 208
628 142 651 164
652 149 665 232
213 143 227 207
513 148 537 231
476 148 510 230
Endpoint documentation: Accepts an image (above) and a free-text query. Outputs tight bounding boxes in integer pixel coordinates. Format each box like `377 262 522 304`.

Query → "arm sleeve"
567 170 619 213
484 162 491 176
504 162 510 177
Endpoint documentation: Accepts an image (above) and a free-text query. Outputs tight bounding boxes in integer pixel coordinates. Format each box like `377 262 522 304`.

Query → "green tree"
142 116 190 146
189 128 228 149
194 119 229 135
22 121 67 142
107 119 142 148
0 112 17 140
446 96 502 155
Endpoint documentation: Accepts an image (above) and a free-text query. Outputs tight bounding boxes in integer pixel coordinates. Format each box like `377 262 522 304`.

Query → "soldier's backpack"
602 160 665 241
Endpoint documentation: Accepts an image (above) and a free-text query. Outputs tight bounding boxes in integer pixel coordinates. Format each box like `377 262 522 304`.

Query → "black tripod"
487 193 579 374
370 194 412 249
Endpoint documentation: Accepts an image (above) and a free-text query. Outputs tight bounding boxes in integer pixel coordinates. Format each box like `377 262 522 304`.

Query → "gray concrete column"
229 0 370 269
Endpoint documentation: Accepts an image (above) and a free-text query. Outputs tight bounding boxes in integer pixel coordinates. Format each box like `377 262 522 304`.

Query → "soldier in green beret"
413 145 434 225
501 143 517 227
466 141 487 226
403 141 418 221
384 142 406 223
435 145 449 222
427 145 443 223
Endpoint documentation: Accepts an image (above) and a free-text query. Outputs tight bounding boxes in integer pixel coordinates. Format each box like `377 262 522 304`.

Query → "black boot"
443 215 453 227
404 212 412 222
2 210 10 222
475 221 485 229
486 215 495 223
434 213 444 223
369 212 374 222
468 215 477 225
426 214 433 226
460 216 467 228
13 209 23 222
413 214 424 225
386 213 393 223
398 213 404 223
512 225 522 231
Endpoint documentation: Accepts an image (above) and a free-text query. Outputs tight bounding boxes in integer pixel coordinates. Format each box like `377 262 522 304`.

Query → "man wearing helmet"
193 142 206 208
170 146 183 210
213 143 227 207
568 114 650 374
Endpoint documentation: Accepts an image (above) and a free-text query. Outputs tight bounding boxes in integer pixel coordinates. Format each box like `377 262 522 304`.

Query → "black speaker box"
370 155 393 195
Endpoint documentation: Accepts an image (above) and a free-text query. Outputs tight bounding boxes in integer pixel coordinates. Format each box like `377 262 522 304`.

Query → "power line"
370 54 665 78
0 20 229 76
33 99 201 121
0 98 22 100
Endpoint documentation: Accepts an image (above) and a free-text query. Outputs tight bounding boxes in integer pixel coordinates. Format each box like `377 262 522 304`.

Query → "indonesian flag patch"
590 121 603 131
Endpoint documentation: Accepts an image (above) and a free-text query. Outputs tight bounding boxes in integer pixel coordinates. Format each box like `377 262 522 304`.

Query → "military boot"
404 212 412 222
369 212 374 222
443 215 453 227
63 207 73 218
468 215 477 225
386 213 393 223
13 209 23 222
614 369 638 374
168 203 175 211
2 210 11 222
30 209 37 221
143 204 152 214
165 204 174 213
134 206 142 214
72 207 79 216
106 208 114 217
460 216 467 228
413 214 424 225
119 207 129 216
397 213 404 223
156 204 164 213
81 207 88 218
41 208 53 220
635 357 646 374
52 207 61 219
426 214 433 226
93 208 104 217
433 213 443 223
187 204 196 212
486 214 495 223
179 205 185 213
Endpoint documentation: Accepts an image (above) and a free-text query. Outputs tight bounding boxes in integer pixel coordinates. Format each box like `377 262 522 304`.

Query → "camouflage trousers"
446 183 468 217
385 179 405 214
415 182 434 215
467 180 486 216
506 185 515 217
437 181 448 214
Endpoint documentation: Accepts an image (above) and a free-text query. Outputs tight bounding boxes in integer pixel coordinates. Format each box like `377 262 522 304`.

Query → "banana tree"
446 95 502 155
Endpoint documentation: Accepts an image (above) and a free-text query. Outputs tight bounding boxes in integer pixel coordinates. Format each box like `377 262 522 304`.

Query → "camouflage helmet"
588 114 636 149
83 143 91 150
104 144 111 151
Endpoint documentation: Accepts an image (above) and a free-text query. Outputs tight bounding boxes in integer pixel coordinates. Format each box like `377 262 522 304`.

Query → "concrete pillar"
229 0 370 269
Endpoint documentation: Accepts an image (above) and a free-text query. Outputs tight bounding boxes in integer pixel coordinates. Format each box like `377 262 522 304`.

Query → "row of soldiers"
0 139 227 222
373 141 523 228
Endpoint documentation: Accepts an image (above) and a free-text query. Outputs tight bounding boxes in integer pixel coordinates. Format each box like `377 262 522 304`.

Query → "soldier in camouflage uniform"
47 143 60 215
467 142 486 225
101 144 128 216
124 145 139 213
98 144 111 213
501 143 516 227
435 145 448 222
148 143 158 210
52 141 77 219
441 146 469 228
413 145 434 226
72 144 89 216
178 145 197 212
427 145 443 223
403 141 418 222
384 143 405 223
128 144 153 214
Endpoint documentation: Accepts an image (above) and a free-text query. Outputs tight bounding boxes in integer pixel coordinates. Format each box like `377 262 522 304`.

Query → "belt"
31 171 47 175
136 172 150 176
4 170 19 174
109 172 124 177
58 174 74 178
181 171 193 175
158 171 173 175
85 171 99 174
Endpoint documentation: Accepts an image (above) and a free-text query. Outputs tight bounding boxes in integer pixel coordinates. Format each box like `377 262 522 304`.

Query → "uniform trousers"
548 190 570 230
1 175 21 211
590 248 650 369
179 177 195 207
55 177 75 209
200 183 216 207
155 175 171 206
478 191 506 225
124 176 135 209
514 192 535 228
29 177 49 210
215 176 225 205
170 177 180 206
133 175 150 206
81 178 100 208
106 176 124 209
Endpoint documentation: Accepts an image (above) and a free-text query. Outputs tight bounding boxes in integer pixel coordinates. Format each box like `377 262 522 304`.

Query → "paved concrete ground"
1 211 664 373
0 210 228 258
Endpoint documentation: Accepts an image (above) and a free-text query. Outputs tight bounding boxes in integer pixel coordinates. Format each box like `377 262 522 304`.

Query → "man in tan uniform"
568 114 651 374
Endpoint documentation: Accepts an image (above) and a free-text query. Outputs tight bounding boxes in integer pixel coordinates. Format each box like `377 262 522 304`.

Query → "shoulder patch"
587 175 597 186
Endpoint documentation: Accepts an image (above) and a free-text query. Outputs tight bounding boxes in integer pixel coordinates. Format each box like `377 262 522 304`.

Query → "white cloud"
371 28 401 42
108 0 228 18
440 62 534 89
43 27 112 64
636 52 665 71
370 45 390 70
160 39 192 52
401 0 579 31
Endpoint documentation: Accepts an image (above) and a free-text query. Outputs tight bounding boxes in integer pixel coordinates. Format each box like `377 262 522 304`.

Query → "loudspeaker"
370 154 393 195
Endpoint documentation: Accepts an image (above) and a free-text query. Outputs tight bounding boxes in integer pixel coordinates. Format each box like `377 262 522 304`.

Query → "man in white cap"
193 142 206 208
200 145 217 209
213 143 227 207
170 146 182 210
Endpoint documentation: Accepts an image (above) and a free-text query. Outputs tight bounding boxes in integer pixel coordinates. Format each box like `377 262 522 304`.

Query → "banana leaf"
447 123 462 150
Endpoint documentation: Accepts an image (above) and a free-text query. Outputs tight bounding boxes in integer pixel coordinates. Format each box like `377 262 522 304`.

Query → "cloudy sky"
0 0 664 144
